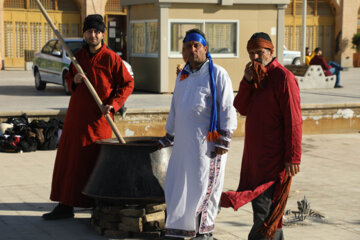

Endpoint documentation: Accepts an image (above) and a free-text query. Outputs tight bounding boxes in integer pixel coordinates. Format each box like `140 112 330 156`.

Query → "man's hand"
244 62 254 82
103 105 114 115
285 162 300 176
74 73 86 84
215 147 228 155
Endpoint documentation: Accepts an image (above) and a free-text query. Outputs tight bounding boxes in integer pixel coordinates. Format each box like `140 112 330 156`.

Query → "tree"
352 33 360 52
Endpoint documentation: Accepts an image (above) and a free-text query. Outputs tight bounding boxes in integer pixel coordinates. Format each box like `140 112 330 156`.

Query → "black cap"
250 32 272 42
314 47 322 53
83 14 105 33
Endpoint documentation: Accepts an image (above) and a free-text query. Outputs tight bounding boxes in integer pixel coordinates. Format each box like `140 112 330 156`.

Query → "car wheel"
63 70 71 95
292 57 301 65
35 70 46 90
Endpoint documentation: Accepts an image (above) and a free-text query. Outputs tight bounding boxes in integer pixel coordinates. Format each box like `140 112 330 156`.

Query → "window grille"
306 26 314 51
44 23 56 43
131 23 145 54
30 23 42 52
317 0 333 16
324 26 333 57
59 23 70 37
206 23 236 54
71 24 80 37
4 22 14 57
146 22 158 54
4 0 25 8
287 0 334 16
317 25 324 51
284 26 293 50
29 0 55 10
295 0 303 16
295 26 301 51
170 23 203 53
105 0 123 12
285 2 293 16
58 0 78 11
15 22 28 58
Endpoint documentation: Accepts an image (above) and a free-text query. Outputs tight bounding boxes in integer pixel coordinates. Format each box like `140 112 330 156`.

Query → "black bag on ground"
0 134 21 153
29 118 62 150
6 113 29 128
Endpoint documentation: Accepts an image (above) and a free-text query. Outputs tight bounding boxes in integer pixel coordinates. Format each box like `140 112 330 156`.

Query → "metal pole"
34 0 126 144
301 0 307 65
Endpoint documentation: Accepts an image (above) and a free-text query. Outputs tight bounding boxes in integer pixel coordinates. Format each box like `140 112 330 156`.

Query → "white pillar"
301 0 307 65
276 4 287 65
158 4 170 93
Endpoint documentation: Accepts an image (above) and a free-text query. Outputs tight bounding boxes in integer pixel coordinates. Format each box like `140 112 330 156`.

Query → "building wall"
168 3 278 92
0 0 129 69
339 0 360 67
0 0 4 69
128 3 160 92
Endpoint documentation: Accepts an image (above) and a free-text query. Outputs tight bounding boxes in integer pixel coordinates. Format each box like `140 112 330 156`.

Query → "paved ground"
0 68 360 114
0 68 360 239
0 134 360 240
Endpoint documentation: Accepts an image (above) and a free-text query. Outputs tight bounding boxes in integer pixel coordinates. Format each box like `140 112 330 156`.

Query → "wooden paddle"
34 0 126 144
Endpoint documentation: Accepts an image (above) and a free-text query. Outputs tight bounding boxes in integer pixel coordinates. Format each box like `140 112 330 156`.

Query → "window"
52 41 63 57
130 20 158 57
30 23 42 52
42 40 57 54
169 20 238 58
4 21 13 57
105 0 124 12
15 22 27 58
66 41 84 56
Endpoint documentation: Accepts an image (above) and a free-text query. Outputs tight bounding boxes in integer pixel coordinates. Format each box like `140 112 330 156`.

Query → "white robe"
165 61 237 238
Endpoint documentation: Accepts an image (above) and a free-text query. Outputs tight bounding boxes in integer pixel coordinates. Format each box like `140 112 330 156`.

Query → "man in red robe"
221 32 302 240
42 14 134 220
310 47 343 88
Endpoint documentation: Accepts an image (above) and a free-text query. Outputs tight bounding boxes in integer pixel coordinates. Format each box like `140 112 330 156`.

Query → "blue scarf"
181 33 219 142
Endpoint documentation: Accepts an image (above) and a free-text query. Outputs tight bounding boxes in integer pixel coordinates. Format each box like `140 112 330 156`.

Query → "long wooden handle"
35 0 125 144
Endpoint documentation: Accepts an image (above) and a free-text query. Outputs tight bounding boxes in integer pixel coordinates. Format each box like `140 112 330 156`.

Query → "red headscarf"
246 38 274 88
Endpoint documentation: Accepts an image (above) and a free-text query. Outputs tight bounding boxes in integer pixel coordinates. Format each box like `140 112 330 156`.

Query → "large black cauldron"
83 137 171 204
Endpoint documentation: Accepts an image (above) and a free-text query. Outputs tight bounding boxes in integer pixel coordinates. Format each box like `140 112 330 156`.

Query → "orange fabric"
246 38 274 88
246 38 274 53
180 73 189 81
251 61 268 88
206 130 220 142
259 172 292 239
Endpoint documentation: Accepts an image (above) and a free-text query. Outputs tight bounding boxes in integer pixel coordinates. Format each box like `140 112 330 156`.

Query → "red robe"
221 59 302 217
310 55 332 76
50 43 134 207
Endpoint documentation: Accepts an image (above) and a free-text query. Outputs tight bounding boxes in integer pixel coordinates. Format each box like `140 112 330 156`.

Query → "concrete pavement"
0 68 360 113
0 68 360 239
0 134 360 240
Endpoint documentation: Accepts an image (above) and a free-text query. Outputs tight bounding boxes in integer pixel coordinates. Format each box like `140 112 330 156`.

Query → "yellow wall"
3 9 81 67
130 3 157 20
168 3 278 92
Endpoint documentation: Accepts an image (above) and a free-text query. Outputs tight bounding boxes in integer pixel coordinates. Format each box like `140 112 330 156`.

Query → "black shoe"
42 203 74 220
334 85 343 88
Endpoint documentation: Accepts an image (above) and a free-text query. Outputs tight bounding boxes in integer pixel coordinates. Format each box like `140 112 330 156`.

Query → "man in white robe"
159 29 237 239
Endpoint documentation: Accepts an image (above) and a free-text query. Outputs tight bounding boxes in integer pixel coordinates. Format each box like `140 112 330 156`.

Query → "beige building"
0 0 127 67
0 0 359 93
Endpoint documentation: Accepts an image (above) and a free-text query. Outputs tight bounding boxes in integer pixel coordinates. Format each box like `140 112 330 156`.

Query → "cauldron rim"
96 137 160 147
83 192 165 201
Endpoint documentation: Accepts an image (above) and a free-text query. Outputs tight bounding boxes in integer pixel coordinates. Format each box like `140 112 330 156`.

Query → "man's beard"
86 39 101 47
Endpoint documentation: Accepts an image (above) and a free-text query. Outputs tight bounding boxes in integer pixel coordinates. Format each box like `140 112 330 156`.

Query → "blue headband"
181 32 219 142
184 32 207 47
